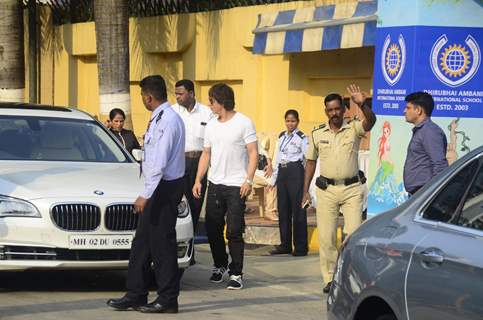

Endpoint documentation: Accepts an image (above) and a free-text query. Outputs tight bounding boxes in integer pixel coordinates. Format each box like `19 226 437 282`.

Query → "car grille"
51 204 101 231
0 244 188 261
0 246 130 261
105 204 138 231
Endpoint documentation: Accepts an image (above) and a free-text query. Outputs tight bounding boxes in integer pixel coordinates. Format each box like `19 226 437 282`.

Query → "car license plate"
69 234 133 249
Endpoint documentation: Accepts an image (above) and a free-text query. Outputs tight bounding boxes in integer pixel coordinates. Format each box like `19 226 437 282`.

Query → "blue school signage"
381 32 407 86
373 26 482 118
367 0 483 216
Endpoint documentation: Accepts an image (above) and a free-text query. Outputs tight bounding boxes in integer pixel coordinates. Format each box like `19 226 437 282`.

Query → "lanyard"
279 133 294 152
119 132 126 148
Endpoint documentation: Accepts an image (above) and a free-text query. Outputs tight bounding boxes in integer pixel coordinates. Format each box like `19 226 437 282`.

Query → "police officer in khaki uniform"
302 85 376 294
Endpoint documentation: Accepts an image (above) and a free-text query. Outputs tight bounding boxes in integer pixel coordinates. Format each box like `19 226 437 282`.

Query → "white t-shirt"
204 112 257 186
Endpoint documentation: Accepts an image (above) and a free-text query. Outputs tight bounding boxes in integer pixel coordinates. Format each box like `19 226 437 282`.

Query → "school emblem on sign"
381 34 406 86
430 34 480 87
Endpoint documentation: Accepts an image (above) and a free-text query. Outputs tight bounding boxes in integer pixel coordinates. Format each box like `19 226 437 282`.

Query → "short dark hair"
284 109 299 121
175 79 195 93
405 91 434 116
208 83 235 111
109 108 125 121
324 93 343 107
139 75 167 101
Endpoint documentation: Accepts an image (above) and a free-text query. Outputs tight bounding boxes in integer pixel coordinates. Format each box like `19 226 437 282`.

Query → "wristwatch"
245 179 253 186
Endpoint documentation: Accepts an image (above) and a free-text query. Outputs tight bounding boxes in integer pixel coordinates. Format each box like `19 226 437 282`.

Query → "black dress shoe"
138 301 179 314
292 251 308 257
323 281 333 294
106 296 146 311
269 245 291 255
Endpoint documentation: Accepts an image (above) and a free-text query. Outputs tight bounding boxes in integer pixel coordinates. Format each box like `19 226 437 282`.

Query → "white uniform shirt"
270 129 308 185
173 102 213 152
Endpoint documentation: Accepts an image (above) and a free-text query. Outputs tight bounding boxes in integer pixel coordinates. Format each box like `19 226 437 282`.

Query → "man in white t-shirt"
193 83 258 290
173 79 213 236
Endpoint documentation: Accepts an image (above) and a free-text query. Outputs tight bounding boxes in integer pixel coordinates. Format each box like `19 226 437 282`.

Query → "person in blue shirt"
107 75 185 314
269 109 309 256
403 92 448 195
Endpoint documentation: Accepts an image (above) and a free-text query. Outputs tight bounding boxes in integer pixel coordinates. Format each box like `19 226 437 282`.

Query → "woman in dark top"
108 108 140 154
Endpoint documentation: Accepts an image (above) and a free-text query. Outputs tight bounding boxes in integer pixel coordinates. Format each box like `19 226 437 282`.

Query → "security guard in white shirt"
173 79 213 234
269 109 308 256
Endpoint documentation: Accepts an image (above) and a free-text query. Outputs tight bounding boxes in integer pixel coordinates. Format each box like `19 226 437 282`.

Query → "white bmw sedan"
0 103 193 271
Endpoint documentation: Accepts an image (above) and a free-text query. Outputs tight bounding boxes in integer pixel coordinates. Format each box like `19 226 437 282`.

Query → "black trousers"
126 177 184 304
205 183 246 276
276 161 308 254
184 155 207 233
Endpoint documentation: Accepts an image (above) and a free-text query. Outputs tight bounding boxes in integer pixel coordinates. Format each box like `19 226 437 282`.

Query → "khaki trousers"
316 182 363 284
253 175 278 219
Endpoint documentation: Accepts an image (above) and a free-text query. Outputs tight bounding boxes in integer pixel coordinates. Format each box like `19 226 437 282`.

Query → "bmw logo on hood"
93 190 104 195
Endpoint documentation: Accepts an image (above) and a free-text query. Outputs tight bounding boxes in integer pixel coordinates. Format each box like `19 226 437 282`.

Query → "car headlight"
177 197 189 218
0 195 41 218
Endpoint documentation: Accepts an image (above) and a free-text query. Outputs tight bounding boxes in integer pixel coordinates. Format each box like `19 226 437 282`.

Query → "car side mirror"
131 149 143 162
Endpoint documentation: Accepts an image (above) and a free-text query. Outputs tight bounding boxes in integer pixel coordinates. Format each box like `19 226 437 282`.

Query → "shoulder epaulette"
155 110 164 123
279 131 285 138
296 130 305 139
312 124 326 132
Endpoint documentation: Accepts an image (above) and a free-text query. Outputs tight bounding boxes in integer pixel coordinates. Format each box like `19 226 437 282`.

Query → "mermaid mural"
377 121 393 181
367 121 407 213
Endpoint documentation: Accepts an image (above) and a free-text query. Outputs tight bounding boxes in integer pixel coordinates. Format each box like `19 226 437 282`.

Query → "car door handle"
419 248 444 264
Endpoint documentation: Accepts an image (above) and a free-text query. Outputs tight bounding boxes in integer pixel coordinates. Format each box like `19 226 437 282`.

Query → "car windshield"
0 115 130 163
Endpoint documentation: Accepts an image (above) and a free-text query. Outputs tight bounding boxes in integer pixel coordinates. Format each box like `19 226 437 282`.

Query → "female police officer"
269 109 308 256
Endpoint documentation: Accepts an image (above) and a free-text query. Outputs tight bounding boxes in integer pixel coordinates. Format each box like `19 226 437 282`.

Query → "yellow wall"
38 0 374 140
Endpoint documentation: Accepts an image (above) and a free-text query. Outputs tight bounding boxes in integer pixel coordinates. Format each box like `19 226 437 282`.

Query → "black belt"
185 151 202 158
279 160 302 168
323 175 360 186
316 171 366 190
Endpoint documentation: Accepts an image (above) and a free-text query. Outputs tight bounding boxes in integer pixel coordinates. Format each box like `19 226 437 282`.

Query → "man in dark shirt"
403 92 448 195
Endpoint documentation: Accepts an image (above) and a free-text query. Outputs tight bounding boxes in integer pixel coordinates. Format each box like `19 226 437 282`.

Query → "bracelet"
245 179 253 186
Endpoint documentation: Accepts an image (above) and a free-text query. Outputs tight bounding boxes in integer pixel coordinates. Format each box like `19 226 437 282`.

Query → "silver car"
328 145 483 320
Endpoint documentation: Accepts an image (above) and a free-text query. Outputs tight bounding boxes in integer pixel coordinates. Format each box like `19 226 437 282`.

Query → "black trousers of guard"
276 161 308 254
126 177 184 305
184 155 207 233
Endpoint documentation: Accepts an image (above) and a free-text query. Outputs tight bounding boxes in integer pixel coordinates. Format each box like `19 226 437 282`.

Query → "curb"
196 219 345 252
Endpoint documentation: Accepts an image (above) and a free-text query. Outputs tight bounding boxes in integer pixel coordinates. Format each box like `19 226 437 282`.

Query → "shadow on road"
0 294 321 318
0 270 128 293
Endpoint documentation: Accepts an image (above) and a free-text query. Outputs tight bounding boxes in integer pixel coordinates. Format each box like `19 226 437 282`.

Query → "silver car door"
406 158 483 320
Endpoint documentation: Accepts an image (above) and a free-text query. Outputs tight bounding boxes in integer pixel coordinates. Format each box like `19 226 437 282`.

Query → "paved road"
0 245 328 320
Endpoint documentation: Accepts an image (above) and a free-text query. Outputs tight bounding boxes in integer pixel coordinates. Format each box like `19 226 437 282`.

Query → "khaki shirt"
306 120 366 180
